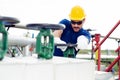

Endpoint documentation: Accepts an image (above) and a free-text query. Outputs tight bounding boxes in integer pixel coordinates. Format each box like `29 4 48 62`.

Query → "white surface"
95 71 115 80
0 56 95 80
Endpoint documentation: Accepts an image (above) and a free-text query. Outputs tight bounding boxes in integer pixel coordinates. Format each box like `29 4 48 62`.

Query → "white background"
0 0 120 50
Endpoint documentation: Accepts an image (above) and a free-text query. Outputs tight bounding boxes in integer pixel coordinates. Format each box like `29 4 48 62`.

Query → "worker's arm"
53 30 63 38
53 30 67 51
53 23 66 37
53 29 65 44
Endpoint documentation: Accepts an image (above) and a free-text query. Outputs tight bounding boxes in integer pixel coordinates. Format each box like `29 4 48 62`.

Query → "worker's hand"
54 37 67 51
76 36 89 49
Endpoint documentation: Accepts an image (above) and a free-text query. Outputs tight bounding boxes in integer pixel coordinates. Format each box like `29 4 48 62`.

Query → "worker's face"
71 19 85 32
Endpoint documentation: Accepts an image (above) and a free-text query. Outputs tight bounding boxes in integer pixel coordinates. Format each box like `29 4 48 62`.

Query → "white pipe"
0 34 36 47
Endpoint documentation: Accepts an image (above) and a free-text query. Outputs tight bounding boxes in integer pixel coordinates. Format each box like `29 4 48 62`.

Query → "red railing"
93 20 120 73
94 20 120 52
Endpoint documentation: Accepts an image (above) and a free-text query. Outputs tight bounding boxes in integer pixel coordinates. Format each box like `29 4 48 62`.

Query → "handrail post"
94 34 101 71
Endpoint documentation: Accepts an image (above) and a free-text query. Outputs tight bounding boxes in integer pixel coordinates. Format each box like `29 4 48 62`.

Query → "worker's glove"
76 36 89 50
54 37 67 51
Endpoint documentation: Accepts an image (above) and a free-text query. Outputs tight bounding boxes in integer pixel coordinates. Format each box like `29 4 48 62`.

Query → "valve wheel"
26 23 64 30
0 16 20 25
55 43 77 48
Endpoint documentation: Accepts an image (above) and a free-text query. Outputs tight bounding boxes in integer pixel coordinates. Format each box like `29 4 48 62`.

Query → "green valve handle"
27 23 64 59
0 22 8 60
36 29 54 59
0 16 19 60
55 43 77 58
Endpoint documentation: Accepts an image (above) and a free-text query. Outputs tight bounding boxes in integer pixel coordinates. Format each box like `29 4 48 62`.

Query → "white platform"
0 56 95 80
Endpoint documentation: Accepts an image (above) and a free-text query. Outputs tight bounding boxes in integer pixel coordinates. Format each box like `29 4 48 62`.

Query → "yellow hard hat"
69 5 86 21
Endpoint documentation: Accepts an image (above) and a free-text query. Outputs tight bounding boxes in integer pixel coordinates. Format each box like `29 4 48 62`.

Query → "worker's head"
69 5 86 32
